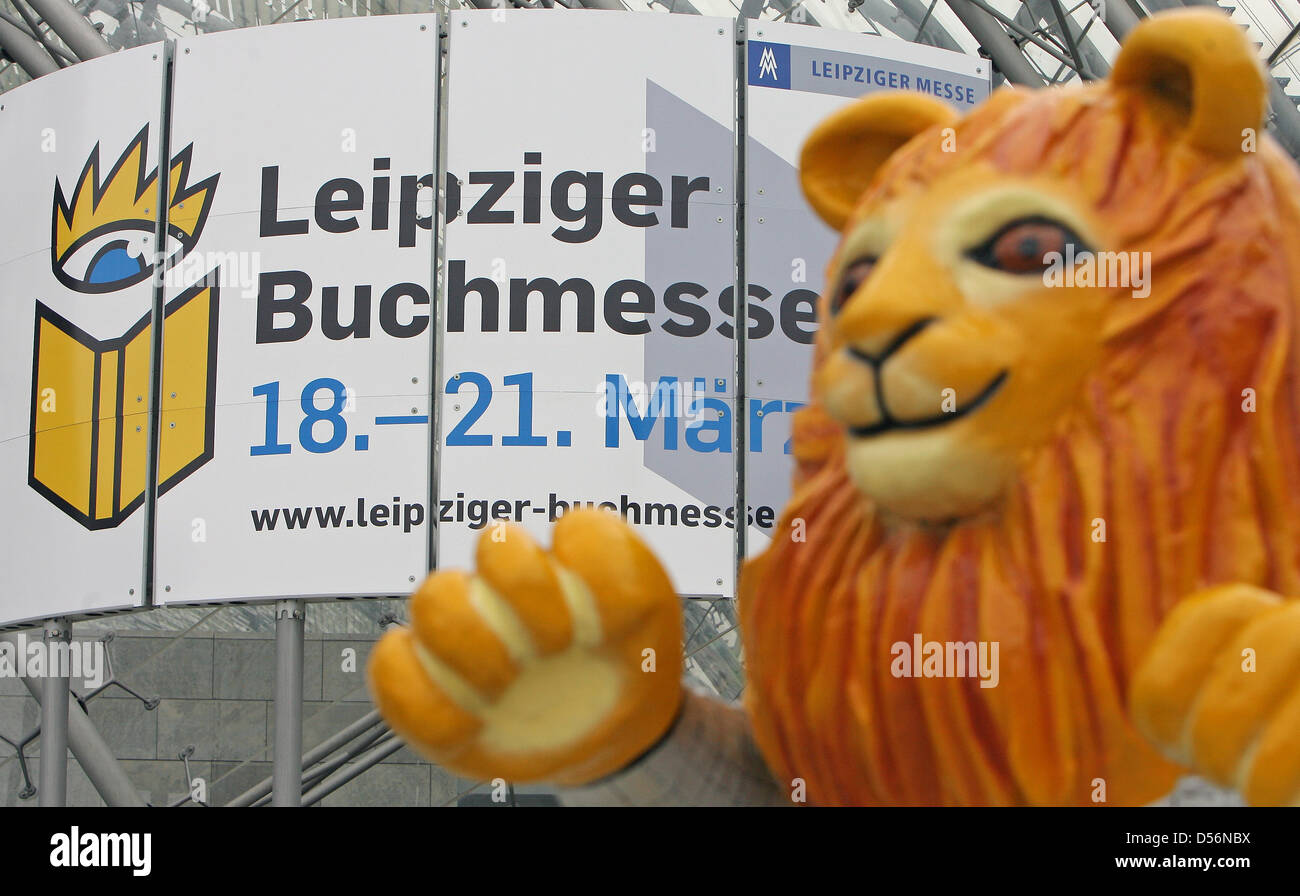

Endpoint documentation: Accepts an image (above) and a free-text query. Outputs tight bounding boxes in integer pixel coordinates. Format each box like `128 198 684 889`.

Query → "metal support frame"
227 709 384 807
38 617 71 806
1 631 153 804
271 599 306 806
1268 19 1300 68
0 14 59 76
255 725 391 806
944 0 1045 84
1045 0 1087 76
733 15 749 588
960 0 1078 72
867 0 965 51
1015 0 1109 83
22 0 111 60
300 734 404 806
22 674 147 806
8 1 77 66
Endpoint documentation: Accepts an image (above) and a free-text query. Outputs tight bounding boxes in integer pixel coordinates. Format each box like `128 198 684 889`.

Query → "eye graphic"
831 256 877 314
50 131 217 295
968 217 1090 274
55 225 185 293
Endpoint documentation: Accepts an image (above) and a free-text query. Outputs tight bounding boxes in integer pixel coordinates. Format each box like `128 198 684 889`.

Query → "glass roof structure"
4 0 1300 133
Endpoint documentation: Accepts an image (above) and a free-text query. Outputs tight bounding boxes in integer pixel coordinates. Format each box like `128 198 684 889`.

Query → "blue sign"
748 40 791 89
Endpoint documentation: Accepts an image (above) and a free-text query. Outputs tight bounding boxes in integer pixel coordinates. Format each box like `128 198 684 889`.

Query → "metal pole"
1096 0 1142 38
0 15 59 76
271 599 306 806
944 0 1045 86
959 0 1077 72
878 0 967 52
252 726 392 806
7 3 77 65
1046 0 1088 78
1268 19 1300 68
226 709 383 807
300 734 404 807
3 633 145 806
21 0 111 60
38 618 71 806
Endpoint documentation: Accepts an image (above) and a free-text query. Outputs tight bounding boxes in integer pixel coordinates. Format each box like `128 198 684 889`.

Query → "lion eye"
832 257 876 314
969 218 1087 274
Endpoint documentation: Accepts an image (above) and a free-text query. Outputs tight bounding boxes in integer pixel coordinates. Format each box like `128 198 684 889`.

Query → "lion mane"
739 13 1300 806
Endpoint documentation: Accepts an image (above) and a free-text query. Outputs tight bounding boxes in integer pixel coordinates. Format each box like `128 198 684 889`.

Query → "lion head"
741 10 1300 806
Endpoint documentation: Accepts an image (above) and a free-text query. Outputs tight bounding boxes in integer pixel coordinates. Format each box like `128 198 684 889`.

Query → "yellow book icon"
29 283 218 530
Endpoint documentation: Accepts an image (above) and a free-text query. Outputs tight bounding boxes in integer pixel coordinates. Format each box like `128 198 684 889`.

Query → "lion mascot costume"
368 9 1300 806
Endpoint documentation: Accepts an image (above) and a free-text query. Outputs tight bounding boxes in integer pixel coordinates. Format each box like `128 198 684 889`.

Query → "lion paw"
1130 584 1300 806
367 509 683 787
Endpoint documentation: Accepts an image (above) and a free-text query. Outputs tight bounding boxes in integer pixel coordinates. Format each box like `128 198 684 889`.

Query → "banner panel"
152 16 439 603
440 10 740 596
0 45 167 626
743 21 990 553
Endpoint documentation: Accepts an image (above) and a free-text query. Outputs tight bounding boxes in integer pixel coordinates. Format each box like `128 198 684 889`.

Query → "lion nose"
846 316 938 367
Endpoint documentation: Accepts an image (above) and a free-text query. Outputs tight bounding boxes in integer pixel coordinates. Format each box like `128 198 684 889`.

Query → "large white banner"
0 45 166 627
743 21 990 553
152 16 439 604
0 13 996 623
439 11 740 596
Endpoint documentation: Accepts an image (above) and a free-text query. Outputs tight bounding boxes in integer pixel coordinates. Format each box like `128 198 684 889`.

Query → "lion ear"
1110 9 1267 158
799 93 957 231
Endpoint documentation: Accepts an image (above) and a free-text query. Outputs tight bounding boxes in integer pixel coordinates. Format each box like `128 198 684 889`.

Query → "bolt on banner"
743 20 990 554
151 16 439 604
0 45 167 627
440 11 740 597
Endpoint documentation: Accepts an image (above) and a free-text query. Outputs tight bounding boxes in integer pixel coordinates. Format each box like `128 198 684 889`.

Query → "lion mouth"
849 370 1009 438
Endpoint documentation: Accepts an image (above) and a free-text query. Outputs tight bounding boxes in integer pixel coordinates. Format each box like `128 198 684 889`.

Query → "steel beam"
226 709 384 807
300 734 404 807
962 0 1077 71
0 15 58 76
1019 0 1110 79
1046 0 1088 76
944 0 1045 85
868 0 965 52
1268 19 1300 68
2 632 146 806
9 2 77 66
22 0 111 60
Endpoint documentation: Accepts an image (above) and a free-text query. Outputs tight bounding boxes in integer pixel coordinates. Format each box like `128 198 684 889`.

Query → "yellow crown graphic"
52 125 217 294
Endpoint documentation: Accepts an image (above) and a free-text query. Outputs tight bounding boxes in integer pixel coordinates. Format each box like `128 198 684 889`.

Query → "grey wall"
0 627 487 806
0 596 741 807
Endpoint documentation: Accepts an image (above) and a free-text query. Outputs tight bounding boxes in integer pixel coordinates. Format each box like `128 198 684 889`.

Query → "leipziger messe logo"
748 40 791 89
